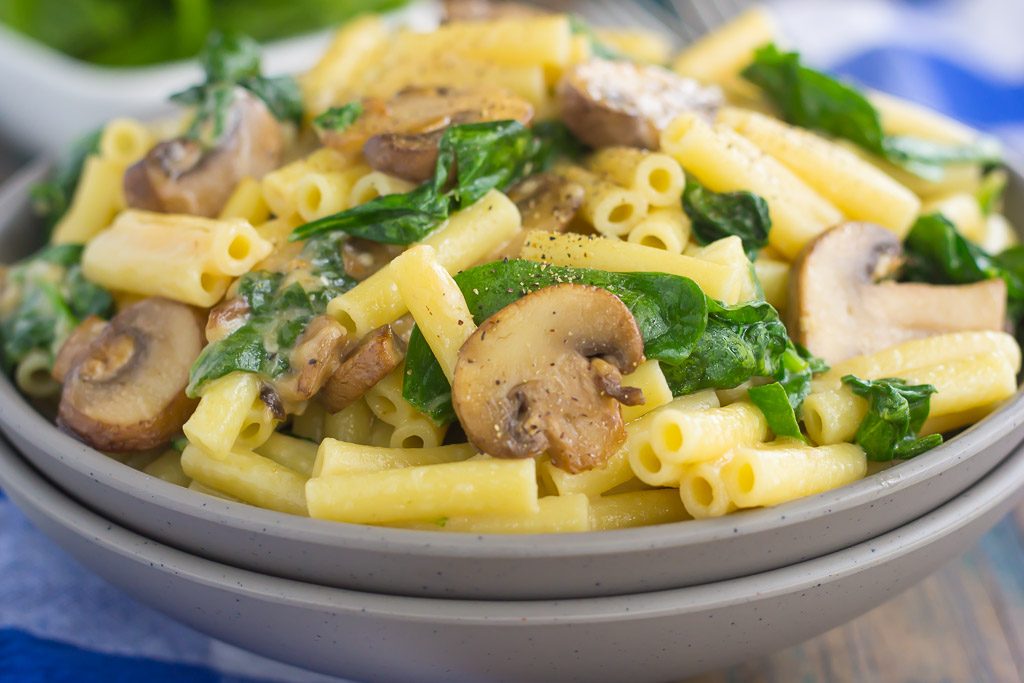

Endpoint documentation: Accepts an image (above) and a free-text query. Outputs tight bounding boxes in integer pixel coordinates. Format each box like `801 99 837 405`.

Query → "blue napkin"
2 1 1022 681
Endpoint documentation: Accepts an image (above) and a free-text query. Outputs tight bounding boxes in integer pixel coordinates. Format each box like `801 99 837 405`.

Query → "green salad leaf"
292 120 582 244
187 233 355 396
742 44 1002 180
747 344 828 441
314 102 364 134
842 376 943 461
682 176 771 259
402 259 709 424
0 244 114 372
747 382 803 440
30 128 102 229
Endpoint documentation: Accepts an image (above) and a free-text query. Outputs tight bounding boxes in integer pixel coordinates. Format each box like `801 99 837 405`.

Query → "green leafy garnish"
682 176 771 259
742 44 1002 180
842 376 943 461
30 128 102 229
568 15 622 61
314 102 364 134
977 170 1007 216
186 233 355 396
402 259 709 424
171 31 303 148
903 213 1024 325
747 382 803 440
747 345 828 441
292 120 581 244
0 244 114 372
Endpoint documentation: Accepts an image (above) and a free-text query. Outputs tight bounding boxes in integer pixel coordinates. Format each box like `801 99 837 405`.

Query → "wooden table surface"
1 143 1022 683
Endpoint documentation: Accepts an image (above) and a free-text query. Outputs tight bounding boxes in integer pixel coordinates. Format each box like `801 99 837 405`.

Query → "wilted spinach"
313 102 364 134
187 233 355 396
682 177 771 259
291 120 583 244
0 244 113 372
742 44 1002 180
31 128 102 229
402 259 709 423
842 376 943 461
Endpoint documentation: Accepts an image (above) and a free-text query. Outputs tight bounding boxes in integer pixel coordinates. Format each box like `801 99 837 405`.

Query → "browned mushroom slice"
57 298 206 452
557 59 723 149
342 238 405 281
124 88 285 217
275 316 350 403
789 222 1008 364
205 297 251 343
442 0 545 22
320 325 407 413
452 284 646 473
52 316 109 383
322 86 535 182
490 174 585 259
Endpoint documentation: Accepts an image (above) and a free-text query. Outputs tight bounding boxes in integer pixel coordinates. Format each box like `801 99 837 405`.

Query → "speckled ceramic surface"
2 162 1024 600
1 436 1022 683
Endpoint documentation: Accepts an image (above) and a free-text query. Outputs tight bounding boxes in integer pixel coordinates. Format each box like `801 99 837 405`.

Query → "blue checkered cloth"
2 0 1023 680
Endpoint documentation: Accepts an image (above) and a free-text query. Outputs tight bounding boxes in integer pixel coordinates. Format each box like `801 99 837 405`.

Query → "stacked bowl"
1 161 1024 682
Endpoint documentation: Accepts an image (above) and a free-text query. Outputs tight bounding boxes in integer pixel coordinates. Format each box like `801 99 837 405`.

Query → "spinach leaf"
682 176 771 259
977 169 1007 216
171 30 303 148
748 382 804 440
742 44 1002 180
292 120 578 244
0 244 113 371
842 376 943 461
186 233 355 396
568 15 623 61
30 128 102 229
402 259 709 423
314 102 364 134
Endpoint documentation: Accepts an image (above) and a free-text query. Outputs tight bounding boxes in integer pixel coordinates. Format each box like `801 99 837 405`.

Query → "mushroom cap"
58 298 205 452
124 88 285 217
490 173 585 260
452 284 645 473
557 59 723 150
320 325 407 414
790 221 1008 364
322 86 534 180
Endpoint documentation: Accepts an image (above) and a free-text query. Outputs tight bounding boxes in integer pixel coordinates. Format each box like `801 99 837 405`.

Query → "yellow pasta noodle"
520 230 744 304
98 118 153 166
81 210 272 307
719 107 921 237
399 494 590 534
691 236 759 301
586 148 686 208
660 113 843 260
182 444 308 516
301 14 390 117
349 171 416 206
306 458 539 524
51 156 126 244
590 489 690 530
328 189 520 337
323 399 376 445
922 192 986 243
627 208 691 253
143 450 191 487
183 372 262 458
558 165 649 236
14 349 59 398
219 177 271 224
754 256 789 313
392 245 476 382
628 390 723 487
314 439 478 477
595 28 672 65
679 456 737 519
722 442 867 509
981 214 1019 254
621 360 674 423
255 433 319 478
650 401 769 466
188 481 240 501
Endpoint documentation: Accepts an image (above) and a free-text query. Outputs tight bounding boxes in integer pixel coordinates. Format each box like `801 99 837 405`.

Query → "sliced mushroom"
557 59 723 149
322 86 535 182
452 284 646 473
124 88 285 217
276 315 350 403
320 325 407 413
205 297 250 343
52 316 109 383
489 173 585 259
789 222 1008 364
343 238 405 281
57 298 205 452
442 0 545 22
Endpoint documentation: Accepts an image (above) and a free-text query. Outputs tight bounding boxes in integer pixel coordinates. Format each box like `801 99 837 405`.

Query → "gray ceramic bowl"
1 436 1022 682
2 161 1024 600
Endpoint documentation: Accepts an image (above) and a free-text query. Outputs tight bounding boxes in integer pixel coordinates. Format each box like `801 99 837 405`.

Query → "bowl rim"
1 431 1022 619
2 157 1023 560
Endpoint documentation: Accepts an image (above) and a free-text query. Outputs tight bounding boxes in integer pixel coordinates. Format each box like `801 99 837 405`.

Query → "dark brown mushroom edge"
57 298 206 452
320 325 407 413
557 59 723 149
321 86 535 183
789 221 1008 365
491 173 586 259
124 88 285 217
452 284 646 473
